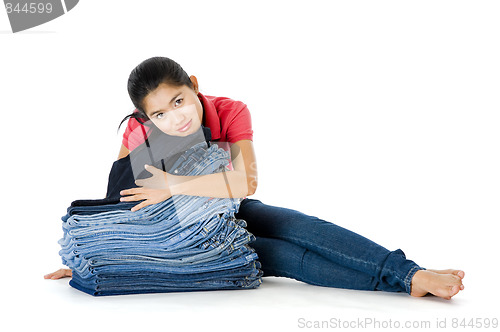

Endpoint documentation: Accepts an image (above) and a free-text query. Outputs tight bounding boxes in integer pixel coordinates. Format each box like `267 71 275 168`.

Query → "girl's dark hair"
117 56 194 132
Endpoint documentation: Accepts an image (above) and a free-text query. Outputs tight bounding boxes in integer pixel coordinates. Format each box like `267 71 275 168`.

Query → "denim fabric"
60 123 425 297
235 199 426 295
59 125 262 296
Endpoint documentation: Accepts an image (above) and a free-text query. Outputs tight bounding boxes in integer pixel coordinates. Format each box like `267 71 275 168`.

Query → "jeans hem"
404 265 426 295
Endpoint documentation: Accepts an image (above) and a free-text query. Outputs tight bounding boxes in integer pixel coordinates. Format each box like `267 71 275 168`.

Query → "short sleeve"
225 103 254 143
122 114 152 151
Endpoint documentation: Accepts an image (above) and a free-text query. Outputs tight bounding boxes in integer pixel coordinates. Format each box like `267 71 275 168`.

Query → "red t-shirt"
122 92 253 151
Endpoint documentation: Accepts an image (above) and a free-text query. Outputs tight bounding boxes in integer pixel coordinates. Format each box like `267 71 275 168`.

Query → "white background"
1 1 499 331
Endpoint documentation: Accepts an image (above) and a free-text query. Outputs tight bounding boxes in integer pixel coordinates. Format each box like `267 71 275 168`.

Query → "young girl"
45 56 465 300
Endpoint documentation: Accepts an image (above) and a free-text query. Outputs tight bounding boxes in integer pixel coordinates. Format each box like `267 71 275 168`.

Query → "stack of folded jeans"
58 133 263 296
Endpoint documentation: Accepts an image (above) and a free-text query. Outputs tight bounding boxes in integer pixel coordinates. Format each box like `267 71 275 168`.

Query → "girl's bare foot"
410 269 465 300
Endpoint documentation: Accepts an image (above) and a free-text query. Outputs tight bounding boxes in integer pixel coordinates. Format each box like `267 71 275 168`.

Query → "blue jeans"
60 195 261 285
235 198 425 295
58 129 264 295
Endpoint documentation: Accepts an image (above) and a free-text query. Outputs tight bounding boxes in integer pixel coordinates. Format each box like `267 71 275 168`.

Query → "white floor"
4 169 499 332
2 2 500 331
6 262 496 332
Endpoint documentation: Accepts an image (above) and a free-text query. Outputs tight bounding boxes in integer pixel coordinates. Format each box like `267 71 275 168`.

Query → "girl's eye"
156 113 164 119
175 98 183 107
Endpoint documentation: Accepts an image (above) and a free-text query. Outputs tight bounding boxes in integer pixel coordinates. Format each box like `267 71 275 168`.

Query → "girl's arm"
120 140 258 211
169 140 258 198
117 144 130 159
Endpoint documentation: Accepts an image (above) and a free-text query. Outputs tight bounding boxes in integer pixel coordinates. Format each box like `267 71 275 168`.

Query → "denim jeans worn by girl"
235 199 426 295
58 125 263 296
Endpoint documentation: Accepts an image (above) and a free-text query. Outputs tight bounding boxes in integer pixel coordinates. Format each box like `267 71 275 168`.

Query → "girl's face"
142 81 203 136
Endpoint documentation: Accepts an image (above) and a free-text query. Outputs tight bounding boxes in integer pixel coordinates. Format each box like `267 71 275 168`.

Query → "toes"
427 269 465 279
447 274 462 285
434 278 462 299
449 269 465 279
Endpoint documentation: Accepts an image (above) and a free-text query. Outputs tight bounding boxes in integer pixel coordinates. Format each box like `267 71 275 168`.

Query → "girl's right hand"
44 268 72 279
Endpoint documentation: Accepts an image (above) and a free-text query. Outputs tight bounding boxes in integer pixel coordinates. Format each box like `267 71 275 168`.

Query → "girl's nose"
170 109 185 124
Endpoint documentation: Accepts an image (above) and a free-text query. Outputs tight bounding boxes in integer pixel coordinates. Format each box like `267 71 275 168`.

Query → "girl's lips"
178 119 192 132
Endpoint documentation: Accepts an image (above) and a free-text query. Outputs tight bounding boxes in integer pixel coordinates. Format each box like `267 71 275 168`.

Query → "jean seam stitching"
299 249 308 275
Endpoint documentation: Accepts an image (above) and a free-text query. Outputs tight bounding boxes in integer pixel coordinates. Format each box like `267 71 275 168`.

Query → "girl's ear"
190 75 199 94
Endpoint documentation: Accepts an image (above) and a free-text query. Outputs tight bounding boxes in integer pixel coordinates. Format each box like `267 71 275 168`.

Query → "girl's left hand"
120 164 172 212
